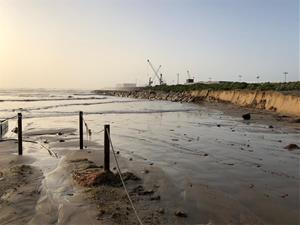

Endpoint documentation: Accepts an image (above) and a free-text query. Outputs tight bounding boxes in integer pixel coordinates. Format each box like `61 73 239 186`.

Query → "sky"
0 0 299 89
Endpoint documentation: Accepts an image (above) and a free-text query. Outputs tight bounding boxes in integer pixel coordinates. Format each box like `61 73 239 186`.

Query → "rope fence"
1 111 144 224
106 127 144 225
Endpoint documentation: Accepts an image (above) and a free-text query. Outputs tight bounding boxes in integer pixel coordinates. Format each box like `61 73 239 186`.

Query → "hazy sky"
0 0 299 89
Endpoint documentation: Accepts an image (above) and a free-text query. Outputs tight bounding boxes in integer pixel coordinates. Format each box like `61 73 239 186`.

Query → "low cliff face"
95 90 300 117
189 90 300 117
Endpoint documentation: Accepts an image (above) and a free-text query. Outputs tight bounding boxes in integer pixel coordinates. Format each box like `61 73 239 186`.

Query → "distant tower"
256 75 260 83
238 75 242 82
283 72 288 83
177 73 180 85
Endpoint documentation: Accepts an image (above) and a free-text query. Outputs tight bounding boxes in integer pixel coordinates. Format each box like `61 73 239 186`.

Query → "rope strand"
0 115 17 122
106 128 144 225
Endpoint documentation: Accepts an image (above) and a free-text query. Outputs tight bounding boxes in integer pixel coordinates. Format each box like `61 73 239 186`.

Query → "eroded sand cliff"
95 90 300 117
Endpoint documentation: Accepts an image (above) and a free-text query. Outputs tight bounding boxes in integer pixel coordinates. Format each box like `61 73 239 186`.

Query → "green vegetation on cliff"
140 81 300 93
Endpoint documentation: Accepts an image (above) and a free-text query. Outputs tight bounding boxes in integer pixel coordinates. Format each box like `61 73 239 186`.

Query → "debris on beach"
122 171 140 181
12 127 18 134
175 210 188 217
281 194 288 198
150 195 161 201
291 118 300 123
284 144 300 151
70 158 140 187
242 113 251 120
157 208 165 214
131 185 154 196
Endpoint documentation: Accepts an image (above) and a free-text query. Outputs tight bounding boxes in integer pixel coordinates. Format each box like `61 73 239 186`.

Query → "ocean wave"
21 108 197 119
0 100 144 112
0 96 107 102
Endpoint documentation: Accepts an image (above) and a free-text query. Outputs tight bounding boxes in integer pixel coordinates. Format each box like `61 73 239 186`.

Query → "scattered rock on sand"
150 195 161 201
12 127 18 134
292 118 300 123
242 113 251 120
281 194 288 198
122 171 140 181
132 185 154 196
284 144 300 151
268 125 274 128
175 210 188 218
157 208 165 214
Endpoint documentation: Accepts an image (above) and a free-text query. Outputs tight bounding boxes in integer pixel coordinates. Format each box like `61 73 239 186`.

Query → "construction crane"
186 70 194 84
147 59 164 85
148 65 161 86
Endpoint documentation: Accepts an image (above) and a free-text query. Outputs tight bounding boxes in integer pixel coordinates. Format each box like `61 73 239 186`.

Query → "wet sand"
0 129 185 225
0 95 299 224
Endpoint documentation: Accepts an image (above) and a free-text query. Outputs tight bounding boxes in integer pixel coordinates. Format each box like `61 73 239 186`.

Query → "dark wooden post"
104 124 110 171
79 111 83 149
18 113 22 155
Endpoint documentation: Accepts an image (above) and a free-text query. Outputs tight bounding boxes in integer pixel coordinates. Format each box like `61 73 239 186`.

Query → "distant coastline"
94 82 300 117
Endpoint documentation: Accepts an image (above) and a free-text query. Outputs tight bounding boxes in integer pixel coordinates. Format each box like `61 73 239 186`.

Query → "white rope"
6 120 18 138
105 128 144 225
23 138 59 158
94 129 104 134
0 115 17 121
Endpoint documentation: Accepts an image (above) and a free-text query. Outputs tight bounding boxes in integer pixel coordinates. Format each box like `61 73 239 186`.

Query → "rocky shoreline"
94 89 300 117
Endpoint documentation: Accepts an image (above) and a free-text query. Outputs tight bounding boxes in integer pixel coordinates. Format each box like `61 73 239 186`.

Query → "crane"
148 65 161 86
187 70 191 79
186 70 194 84
147 59 164 85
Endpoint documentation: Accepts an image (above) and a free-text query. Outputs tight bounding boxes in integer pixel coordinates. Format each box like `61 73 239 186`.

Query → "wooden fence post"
104 124 110 171
79 111 83 149
18 113 22 155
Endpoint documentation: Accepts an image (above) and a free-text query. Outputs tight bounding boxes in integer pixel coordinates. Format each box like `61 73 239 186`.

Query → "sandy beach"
0 89 299 225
